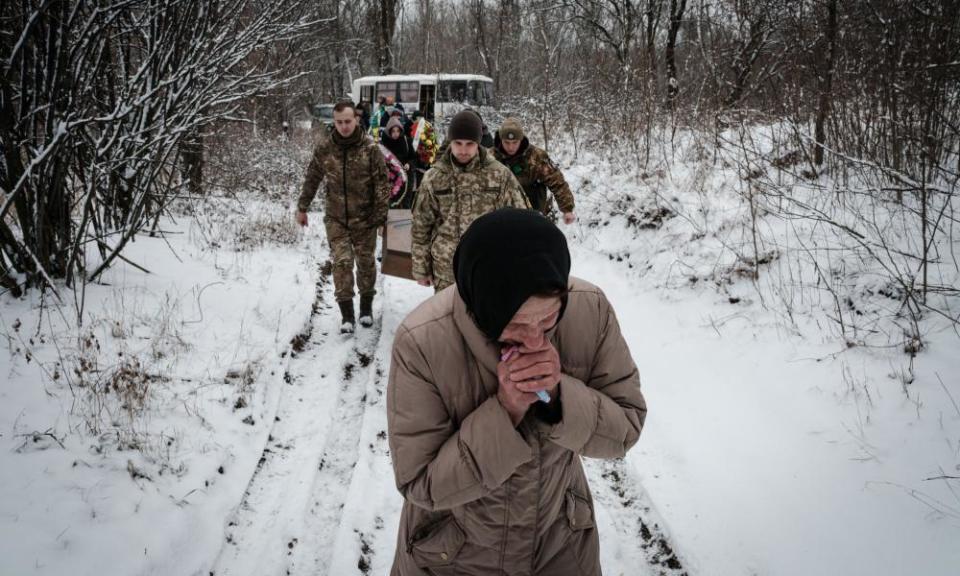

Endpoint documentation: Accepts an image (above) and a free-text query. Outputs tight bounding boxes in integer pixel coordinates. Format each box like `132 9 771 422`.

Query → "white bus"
349 73 495 121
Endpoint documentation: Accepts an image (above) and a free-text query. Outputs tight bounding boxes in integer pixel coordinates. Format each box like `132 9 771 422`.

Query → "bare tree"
495 0 523 99
472 0 496 82
0 0 312 297
665 0 687 108
813 0 838 167
373 0 400 73
720 0 780 109
645 0 664 86
564 0 643 86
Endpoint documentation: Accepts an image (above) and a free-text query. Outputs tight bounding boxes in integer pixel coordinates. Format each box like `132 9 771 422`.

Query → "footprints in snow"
355 516 384 575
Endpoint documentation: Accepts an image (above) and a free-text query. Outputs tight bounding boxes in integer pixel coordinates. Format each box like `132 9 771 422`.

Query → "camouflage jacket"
493 137 575 215
298 126 391 229
412 147 530 290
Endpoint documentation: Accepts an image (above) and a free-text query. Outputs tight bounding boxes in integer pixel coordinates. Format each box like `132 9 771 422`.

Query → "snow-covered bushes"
206 125 314 201
179 125 314 251
515 108 958 355
1 2 314 294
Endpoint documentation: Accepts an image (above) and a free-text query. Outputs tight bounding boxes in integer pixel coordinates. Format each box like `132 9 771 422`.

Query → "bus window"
377 82 398 102
483 82 494 104
399 81 419 103
439 80 467 103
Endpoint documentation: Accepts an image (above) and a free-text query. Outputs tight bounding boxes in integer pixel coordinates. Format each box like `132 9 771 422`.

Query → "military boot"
338 300 355 334
358 294 374 327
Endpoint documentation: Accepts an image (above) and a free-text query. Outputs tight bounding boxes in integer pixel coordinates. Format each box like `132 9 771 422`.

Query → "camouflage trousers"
325 219 378 302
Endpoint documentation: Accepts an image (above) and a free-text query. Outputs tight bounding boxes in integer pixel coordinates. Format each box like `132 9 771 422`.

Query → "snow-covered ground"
0 202 316 575
2 133 958 576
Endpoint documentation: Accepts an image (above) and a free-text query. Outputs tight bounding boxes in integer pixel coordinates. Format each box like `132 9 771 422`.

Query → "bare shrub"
176 124 312 251
63 330 164 439
205 123 314 201
229 212 301 251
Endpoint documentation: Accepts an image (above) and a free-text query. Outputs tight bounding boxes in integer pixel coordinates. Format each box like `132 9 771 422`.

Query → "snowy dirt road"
211 231 683 576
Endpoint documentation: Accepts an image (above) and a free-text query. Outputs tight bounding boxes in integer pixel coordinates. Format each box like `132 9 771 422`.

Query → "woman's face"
498 295 562 351
390 127 402 139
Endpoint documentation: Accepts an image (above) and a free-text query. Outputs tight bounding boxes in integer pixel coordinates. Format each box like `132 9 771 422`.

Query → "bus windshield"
468 81 493 105
438 79 494 105
439 80 467 103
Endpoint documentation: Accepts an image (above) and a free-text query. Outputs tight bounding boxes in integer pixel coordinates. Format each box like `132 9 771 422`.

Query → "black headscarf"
453 208 571 341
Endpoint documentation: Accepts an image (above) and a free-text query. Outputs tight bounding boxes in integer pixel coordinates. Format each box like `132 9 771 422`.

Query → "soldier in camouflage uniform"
297 101 391 333
412 110 530 292
494 118 576 224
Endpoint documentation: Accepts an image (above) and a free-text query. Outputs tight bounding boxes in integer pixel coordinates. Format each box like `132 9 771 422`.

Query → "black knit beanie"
453 208 571 341
447 110 483 143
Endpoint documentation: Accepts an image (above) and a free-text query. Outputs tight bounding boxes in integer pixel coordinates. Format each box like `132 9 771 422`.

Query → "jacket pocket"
565 489 596 531
434 188 456 223
479 186 501 213
354 181 374 222
408 514 465 571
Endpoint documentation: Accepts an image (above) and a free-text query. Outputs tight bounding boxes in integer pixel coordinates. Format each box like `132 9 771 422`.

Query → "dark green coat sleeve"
534 149 575 213
298 141 327 212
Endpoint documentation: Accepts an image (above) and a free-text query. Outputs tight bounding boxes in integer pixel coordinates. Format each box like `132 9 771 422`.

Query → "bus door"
419 84 436 121
360 84 374 106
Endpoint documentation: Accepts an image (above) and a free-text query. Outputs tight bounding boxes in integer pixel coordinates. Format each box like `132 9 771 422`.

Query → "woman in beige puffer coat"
388 208 647 576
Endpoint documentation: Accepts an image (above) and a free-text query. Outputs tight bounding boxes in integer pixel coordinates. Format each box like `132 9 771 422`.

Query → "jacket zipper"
342 148 349 226
454 155 473 240
456 185 462 240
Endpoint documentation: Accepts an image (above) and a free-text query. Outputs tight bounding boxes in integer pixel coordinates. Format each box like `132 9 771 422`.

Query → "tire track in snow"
585 458 687 575
315 278 426 576
301 277 687 576
568 240 689 575
211 260 383 576
287 289 392 575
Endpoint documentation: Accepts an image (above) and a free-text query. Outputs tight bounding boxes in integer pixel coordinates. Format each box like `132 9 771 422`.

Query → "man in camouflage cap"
411 110 530 292
297 100 391 334
494 118 576 224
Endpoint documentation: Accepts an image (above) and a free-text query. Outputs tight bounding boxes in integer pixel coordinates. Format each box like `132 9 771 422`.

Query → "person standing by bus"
356 101 371 131
379 96 396 132
370 96 387 142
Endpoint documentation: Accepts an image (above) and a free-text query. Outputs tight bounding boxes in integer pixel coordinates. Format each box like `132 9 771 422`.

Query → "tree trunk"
335 0 345 97
814 0 838 167
646 0 662 87
181 129 205 195
665 0 687 109
473 0 495 81
378 0 399 73
722 15 768 108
